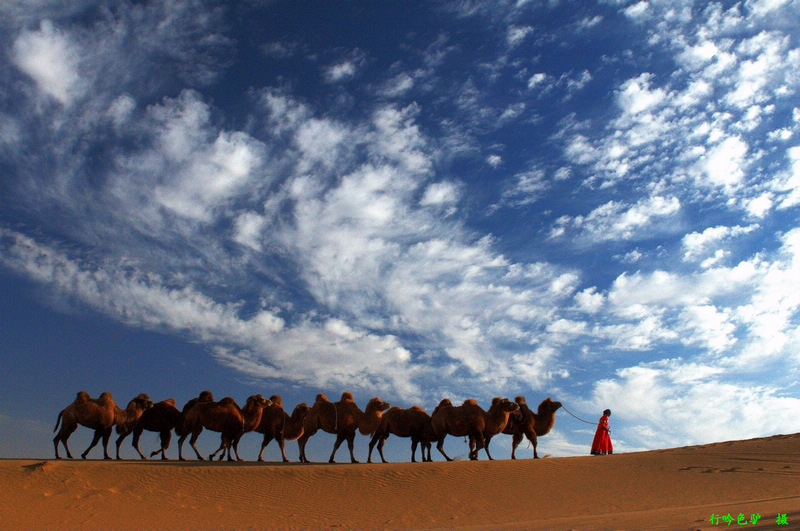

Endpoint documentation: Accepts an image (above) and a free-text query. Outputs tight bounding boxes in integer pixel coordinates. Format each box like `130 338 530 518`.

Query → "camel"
430 397 519 461
502 396 562 459
115 398 182 460
176 390 215 460
178 394 271 461
297 392 391 463
53 392 152 460
367 405 434 463
255 395 311 462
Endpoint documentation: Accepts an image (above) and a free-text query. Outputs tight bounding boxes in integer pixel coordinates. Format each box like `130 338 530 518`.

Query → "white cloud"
420 181 460 207
119 90 264 222
12 20 85 105
617 73 667 115
695 135 749 190
377 72 416 98
324 61 357 83
507 25 533 47
591 359 800 448
681 224 757 262
575 287 605 313
552 195 681 243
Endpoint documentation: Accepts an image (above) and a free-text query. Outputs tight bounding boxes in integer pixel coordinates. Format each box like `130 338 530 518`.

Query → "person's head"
603 409 611 416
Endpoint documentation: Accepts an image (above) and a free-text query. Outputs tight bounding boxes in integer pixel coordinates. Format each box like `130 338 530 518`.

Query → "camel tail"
53 411 63 433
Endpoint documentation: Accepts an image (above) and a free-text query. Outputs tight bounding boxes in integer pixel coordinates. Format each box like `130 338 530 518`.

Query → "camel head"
496 397 520 414
366 397 391 413
131 393 155 411
247 394 272 408
538 397 562 415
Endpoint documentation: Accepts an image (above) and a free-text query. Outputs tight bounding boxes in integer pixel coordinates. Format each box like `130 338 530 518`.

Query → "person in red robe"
590 409 613 455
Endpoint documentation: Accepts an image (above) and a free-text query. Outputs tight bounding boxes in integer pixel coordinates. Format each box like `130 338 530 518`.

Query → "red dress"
590 414 613 455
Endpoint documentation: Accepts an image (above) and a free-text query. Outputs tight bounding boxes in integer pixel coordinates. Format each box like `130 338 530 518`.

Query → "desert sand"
1 433 797 530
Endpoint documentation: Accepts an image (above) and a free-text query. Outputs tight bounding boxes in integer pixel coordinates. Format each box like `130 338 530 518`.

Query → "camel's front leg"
510 432 523 459
298 434 311 463
346 432 359 463
177 433 188 460
130 428 148 460
115 429 132 460
82 429 104 459
231 436 244 461
377 434 390 463
328 433 346 463
154 429 172 460
436 437 453 461
188 430 206 460
482 436 495 460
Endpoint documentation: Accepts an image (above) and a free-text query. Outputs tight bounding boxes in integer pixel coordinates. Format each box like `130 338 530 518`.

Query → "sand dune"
1 433 797 530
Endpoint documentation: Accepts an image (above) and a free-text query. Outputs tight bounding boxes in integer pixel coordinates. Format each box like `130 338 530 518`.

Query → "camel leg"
411 438 419 463
298 435 310 463
230 435 244 462
130 428 148 460
115 429 131 460
188 430 205 460
346 432 358 463
279 435 289 463
101 426 113 459
208 435 229 461
469 431 484 460
82 429 104 459
376 434 390 463
367 433 379 463
154 430 172 460
436 437 453 461
511 432 523 459
258 435 272 462
424 441 432 462
483 436 495 460
177 433 188 460
525 429 540 459
328 433 346 463
54 426 77 459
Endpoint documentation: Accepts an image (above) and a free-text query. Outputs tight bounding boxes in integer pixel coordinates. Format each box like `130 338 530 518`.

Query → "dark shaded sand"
1 433 797 530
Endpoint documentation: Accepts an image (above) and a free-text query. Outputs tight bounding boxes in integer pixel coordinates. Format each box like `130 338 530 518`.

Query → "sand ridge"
1 433 797 530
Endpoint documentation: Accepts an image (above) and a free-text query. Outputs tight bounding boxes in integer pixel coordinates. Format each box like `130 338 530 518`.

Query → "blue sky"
1 0 799 462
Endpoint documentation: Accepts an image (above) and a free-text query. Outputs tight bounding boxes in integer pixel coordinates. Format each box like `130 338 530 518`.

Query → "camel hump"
340 391 354 402
315 393 330 402
163 398 176 407
75 391 91 401
219 397 236 406
198 390 214 401
270 394 283 407
462 398 478 407
515 395 527 404
98 392 115 403
409 405 425 413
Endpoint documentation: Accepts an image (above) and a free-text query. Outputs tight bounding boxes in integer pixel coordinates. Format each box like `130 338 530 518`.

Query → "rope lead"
560 404 596 425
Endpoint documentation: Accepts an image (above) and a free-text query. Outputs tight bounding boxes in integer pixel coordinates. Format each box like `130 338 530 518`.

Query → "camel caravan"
53 390 562 463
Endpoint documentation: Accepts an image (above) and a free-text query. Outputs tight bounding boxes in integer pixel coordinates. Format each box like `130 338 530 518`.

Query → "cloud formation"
1 1 799 455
